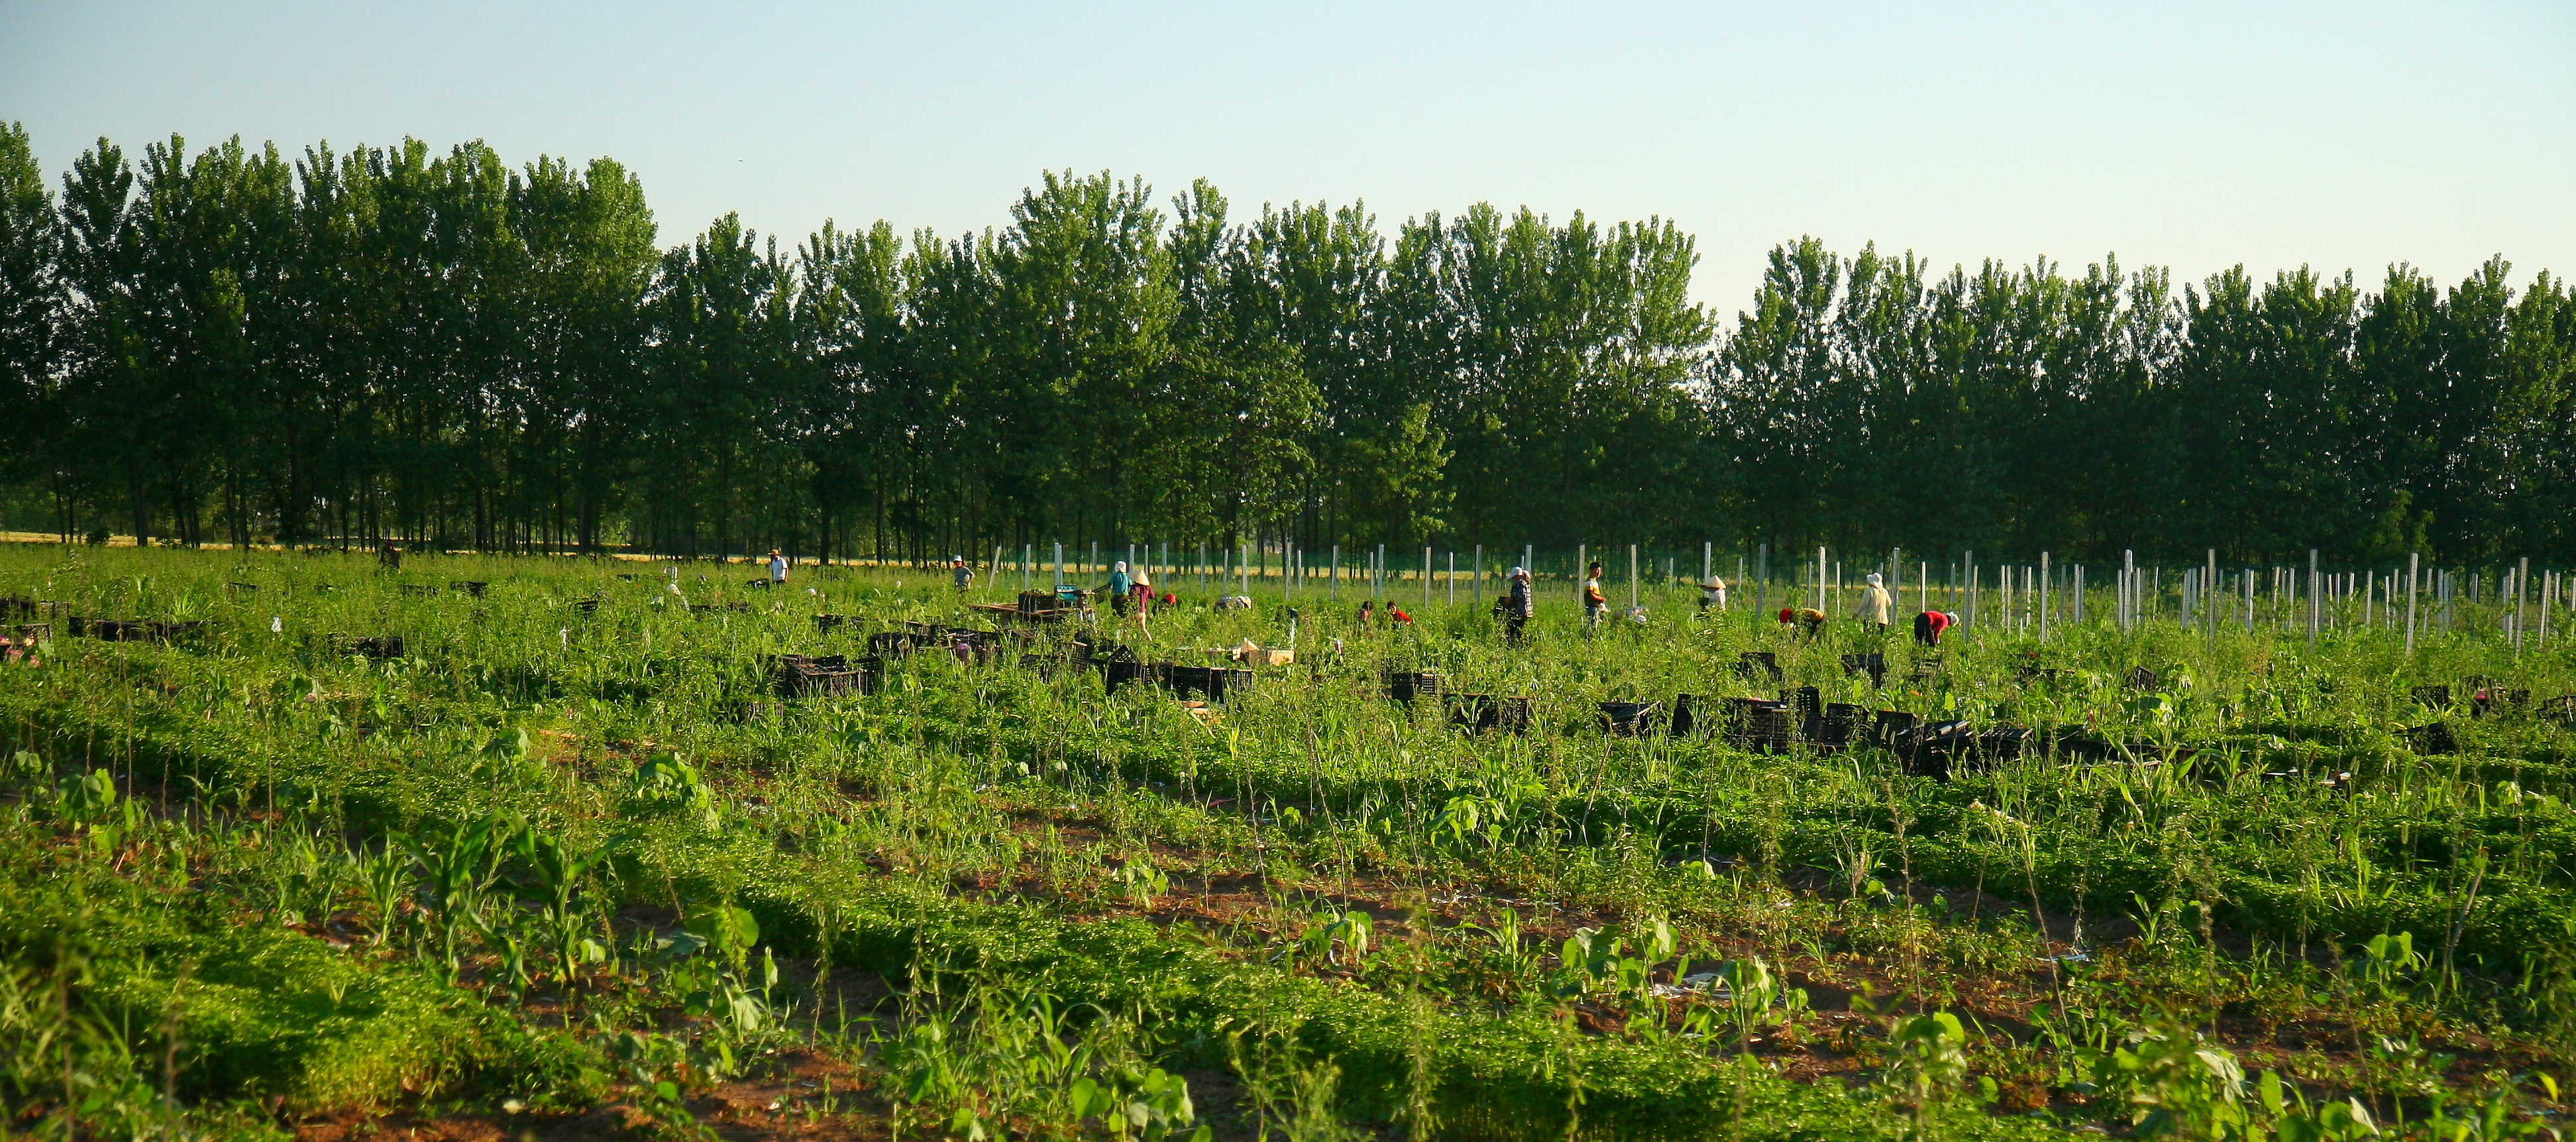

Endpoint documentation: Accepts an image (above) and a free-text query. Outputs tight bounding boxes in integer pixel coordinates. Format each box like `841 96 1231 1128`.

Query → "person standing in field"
1699 575 1727 613
378 539 401 571
1103 561 1134 617
1582 561 1609 636
951 554 973 593
1129 566 1155 637
1860 572 1891 633
1502 566 1534 645
768 549 789 586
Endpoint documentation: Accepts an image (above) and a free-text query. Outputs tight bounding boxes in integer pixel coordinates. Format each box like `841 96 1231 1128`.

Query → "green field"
3 544 2572 1141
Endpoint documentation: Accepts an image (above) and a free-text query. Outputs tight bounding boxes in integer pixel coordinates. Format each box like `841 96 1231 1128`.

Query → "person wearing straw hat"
1128 565 1155 637
1860 572 1892 632
1698 574 1727 613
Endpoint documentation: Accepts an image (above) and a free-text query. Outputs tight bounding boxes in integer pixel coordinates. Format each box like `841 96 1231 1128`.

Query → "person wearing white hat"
1860 572 1892 632
1102 561 1134 617
951 554 973 592
1699 574 1727 613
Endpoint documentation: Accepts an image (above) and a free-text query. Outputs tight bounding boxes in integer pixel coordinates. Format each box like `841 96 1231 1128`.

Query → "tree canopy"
1 125 2569 566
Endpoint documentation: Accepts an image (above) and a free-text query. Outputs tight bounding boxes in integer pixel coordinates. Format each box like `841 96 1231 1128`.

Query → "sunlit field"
3 543 2572 1141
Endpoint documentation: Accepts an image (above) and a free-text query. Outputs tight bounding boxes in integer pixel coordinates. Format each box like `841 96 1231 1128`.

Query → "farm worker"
951 555 973 592
767 549 789 585
1582 562 1609 636
1130 568 1155 638
1503 566 1534 645
1699 576 1727 613
1388 606 1413 627
1778 606 1827 642
1913 609 1953 647
378 539 400 571
1103 561 1134 617
1860 572 1891 631
1358 599 1375 629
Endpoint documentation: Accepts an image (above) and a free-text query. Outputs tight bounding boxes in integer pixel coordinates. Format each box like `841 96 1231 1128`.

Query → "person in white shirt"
767 549 788 585
1699 576 1727 613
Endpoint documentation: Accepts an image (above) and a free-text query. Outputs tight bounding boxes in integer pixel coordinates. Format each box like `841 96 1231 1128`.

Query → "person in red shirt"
1388 607 1413 626
1913 609 1953 647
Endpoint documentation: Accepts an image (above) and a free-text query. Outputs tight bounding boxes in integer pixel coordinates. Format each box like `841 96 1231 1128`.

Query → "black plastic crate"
1450 693 1533 735
2404 721 2457 755
1597 700 1662 736
1734 651 1783 683
1384 670 1444 704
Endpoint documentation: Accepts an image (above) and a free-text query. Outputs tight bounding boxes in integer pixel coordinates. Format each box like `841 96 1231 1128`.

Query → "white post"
1424 545 1432 609
1448 551 1456 606
1702 541 1712 590
1964 550 1976 631
1053 541 1064 586
2517 556 2530 652
2405 552 2420 652
1629 544 1639 610
2039 552 2051 642
1815 546 1827 611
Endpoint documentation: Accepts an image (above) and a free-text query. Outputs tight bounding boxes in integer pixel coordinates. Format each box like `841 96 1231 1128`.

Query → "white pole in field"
1022 543 1032 591
2124 549 2137 631
1629 544 1639 610
1703 541 1712 590
2039 552 2051 641
1423 545 1432 609
2307 550 2318 645
1053 541 1064 586
2074 564 2085 625
1964 550 1976 630
2516 556 2530 652
2204 548 2217 643
1448 551 1456 606
1577 543 1587 605
2405 552 2420 652
1815 546 1827 611
1755 543 1768 619
1330 545 1339 600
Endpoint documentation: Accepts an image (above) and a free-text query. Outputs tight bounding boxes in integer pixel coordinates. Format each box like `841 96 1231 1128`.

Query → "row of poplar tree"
1 126 2569 566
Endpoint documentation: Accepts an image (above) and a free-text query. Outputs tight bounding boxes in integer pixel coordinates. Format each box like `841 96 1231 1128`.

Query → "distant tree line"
1 125 2569 566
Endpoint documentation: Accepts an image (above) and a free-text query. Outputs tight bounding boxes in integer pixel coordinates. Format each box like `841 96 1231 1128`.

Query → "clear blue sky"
5 1 2569 310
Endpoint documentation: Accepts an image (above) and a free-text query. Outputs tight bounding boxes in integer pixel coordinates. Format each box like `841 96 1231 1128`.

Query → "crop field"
3 545 2575 1141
